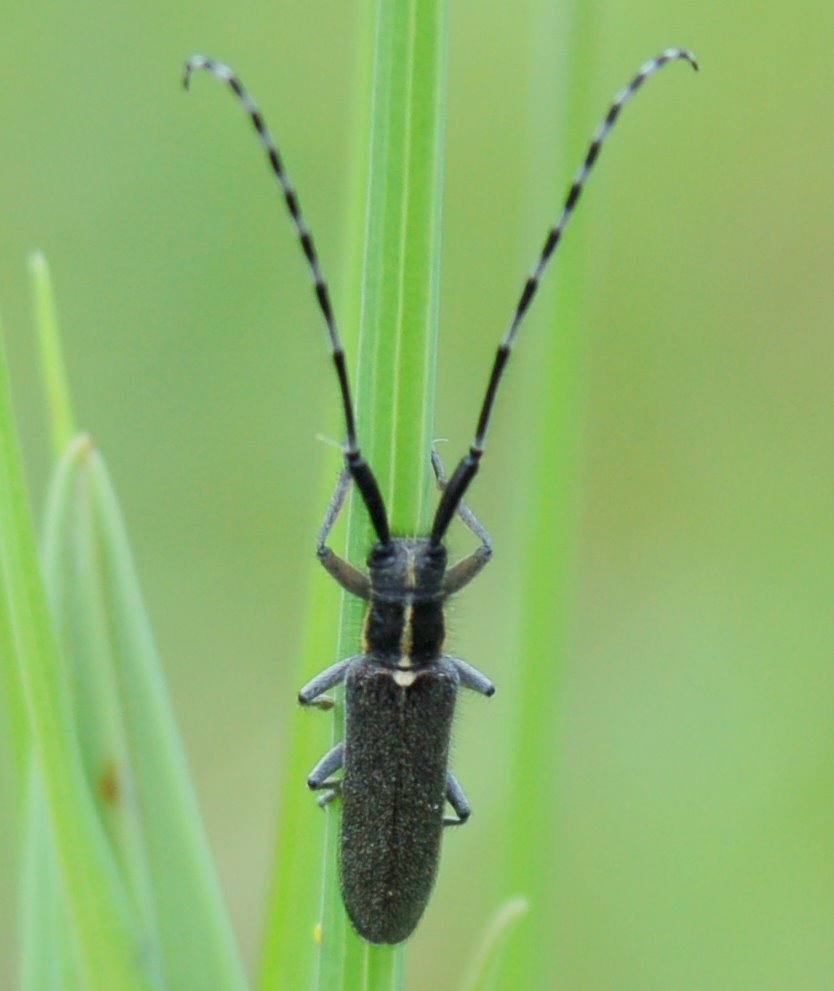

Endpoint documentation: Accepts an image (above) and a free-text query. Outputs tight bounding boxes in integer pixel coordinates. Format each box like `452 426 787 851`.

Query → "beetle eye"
368 542 395 566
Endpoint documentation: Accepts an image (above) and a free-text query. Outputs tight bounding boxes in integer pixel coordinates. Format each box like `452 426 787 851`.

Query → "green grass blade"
29 251 76 456
257 565 342 990
77 440 249 991
458 898 529 991
365 945 404 989
315 0 448 987
41 437 166 972
0 530 28 796
258 0 448 984
0 321 161 991
501 3 595 983
354 0 446 532
14 255 77 991
19 760 84 991
28 253 247 991
257 2 376 983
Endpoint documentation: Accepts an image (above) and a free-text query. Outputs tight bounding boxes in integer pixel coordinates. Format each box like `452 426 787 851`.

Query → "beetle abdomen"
340 659 458 943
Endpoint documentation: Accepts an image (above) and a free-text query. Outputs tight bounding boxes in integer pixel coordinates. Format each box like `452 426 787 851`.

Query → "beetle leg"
444 654 495 697
317 467 371 599
315 780 343 808
443 771 471 827
432 447 493 596
298 655 362 707
307 741 344 791
307 743 344 809
431 447 493 547
443 546 492 596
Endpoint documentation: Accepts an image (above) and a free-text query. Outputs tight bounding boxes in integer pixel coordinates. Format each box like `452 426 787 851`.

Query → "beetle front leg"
317 467 371 600
431 447 493 595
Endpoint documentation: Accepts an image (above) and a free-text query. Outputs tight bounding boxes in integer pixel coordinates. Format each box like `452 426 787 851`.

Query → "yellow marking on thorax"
397 550 418 668
405 552 417 588
398 601 414 667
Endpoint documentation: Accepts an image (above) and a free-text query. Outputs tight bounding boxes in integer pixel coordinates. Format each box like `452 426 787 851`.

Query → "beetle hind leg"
443 771 471 827
315 780 343 808
307 741 344 795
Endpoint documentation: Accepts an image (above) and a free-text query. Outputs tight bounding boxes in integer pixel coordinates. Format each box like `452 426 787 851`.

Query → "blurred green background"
2 1 834 988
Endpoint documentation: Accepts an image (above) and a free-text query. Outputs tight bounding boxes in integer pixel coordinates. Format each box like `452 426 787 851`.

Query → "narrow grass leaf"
315 0 448 988
17 252 82 990
502 3 595 983
0 540 27 796
255 0 449 983
257 2 376 982
29 251 76 456
73 439 250 991
458 897 529 991
29 256 247 991
19 760 83 991
257 570 341 991
42 436 166 977
0 321 161 991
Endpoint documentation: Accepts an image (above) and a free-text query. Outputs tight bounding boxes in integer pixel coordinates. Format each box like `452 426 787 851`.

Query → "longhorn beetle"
184 47 698 944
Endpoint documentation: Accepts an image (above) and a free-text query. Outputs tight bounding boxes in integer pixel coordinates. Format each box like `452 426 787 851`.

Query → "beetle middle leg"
298 655 361 709
444 654 495 697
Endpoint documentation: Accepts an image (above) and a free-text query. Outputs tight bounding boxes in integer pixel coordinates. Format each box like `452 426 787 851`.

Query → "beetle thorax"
362 538 447 667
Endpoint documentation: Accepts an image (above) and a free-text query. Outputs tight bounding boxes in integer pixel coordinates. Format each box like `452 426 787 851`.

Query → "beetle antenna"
431 47 698 545
184 55 391 544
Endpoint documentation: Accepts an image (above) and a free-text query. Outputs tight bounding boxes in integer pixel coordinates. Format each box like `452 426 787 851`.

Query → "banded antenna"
430 47 698 544
184 55 392 545
184 48 698 549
